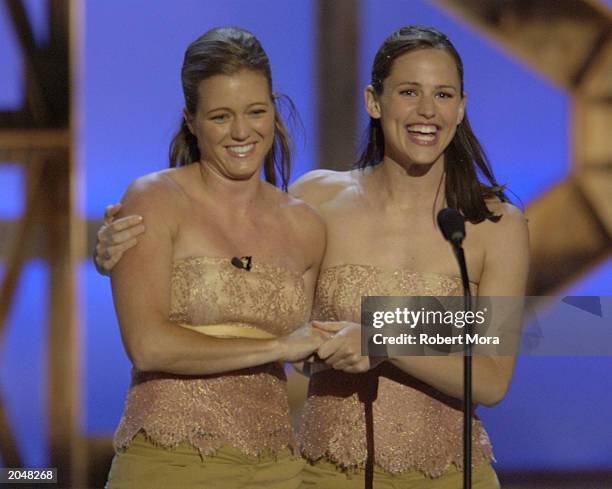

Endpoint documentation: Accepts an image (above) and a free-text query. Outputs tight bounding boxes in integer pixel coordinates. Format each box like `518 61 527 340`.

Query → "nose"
417 95 435 118
230 116 249 141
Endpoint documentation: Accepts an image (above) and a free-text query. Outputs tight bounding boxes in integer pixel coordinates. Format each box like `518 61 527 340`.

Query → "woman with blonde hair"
103 27 327 489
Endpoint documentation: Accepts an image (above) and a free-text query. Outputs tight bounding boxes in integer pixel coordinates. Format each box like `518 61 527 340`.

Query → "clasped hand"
312 321 383 374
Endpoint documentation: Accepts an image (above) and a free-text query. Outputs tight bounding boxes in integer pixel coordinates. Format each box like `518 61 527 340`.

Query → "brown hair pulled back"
169 27 293 191
357 25 508 223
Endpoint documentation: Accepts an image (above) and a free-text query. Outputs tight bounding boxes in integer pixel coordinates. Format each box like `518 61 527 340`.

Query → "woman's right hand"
94 203 146 275
278 324 329 363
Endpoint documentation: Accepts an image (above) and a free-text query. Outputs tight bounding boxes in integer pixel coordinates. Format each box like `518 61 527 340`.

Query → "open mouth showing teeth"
227 143 255 155
406 124 438 141
406 124 438 135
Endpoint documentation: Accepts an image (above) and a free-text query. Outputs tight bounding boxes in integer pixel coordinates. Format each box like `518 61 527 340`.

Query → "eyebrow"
396 81 458 90
205 101 270 115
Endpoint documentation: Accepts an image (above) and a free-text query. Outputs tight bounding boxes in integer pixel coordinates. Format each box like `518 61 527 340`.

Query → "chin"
402 151 444 168
232 168 261 180
409 157 437 166
224 158 261 173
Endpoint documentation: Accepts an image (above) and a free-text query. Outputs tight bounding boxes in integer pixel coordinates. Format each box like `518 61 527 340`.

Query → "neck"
197 162 265 216
370 157 446 212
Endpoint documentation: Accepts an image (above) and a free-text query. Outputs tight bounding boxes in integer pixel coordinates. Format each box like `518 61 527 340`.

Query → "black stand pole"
363 373 379 489
453 244 472 489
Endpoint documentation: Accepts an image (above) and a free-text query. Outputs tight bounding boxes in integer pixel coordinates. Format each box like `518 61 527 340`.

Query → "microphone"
436 207 472 489
231 256 252 271
437 208 465 246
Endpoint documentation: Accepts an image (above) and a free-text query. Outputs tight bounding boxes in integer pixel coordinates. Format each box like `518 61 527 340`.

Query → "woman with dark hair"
103 27 327 489
291 26 527 488
98 25 528 488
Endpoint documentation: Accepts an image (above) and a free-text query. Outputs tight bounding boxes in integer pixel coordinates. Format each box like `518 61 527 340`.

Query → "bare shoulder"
261 184 326 268
476 201 529 295
287 194 325 237
288 169 355 208
270 184 326 242
488 201 527 229
479 200 529 248
119 169 186 220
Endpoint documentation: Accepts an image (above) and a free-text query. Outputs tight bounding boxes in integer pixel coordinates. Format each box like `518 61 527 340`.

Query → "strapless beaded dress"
113 256 309 458
298 264 494 477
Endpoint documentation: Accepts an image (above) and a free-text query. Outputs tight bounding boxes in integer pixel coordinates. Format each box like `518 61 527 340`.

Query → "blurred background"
0 0 610 487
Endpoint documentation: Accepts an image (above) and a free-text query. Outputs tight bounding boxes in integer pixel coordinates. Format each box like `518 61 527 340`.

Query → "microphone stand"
451 242 472 489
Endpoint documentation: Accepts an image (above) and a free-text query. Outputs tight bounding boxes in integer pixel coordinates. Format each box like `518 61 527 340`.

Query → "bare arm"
293 197 327 319
111 176 323 375
286 196 328 375
387 204 529 406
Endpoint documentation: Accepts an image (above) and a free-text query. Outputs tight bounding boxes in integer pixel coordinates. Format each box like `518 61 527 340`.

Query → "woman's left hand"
313 321 382 373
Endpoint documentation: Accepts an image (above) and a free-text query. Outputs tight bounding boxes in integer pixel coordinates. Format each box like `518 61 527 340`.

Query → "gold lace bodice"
298 264 493 476
114 256 308 457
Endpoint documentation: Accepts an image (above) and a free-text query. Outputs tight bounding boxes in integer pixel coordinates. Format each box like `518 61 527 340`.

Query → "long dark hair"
357 25 507 223
169 27 294 191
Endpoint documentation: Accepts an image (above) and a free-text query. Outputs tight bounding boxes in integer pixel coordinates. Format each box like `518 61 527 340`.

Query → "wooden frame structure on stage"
0 0 609 487
0 0 85 487
435 0 612 294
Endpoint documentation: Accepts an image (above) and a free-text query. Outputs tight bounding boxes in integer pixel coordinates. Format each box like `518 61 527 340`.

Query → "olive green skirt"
106 433 305 489
300 458 500 489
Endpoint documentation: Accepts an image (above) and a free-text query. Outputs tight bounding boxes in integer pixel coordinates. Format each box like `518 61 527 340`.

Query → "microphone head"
437 208 465 244
231 256 252 271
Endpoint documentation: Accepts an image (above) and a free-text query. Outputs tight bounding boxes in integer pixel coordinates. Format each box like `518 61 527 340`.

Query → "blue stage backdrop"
0 0 610 471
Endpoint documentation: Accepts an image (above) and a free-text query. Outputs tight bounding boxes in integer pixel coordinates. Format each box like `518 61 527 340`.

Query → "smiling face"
185 69 275 182
365 48 466 169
